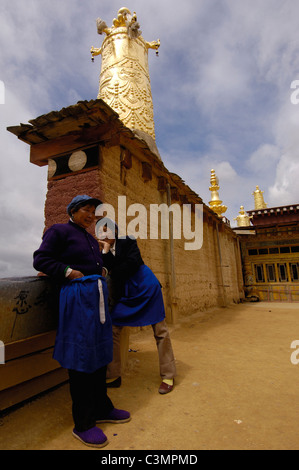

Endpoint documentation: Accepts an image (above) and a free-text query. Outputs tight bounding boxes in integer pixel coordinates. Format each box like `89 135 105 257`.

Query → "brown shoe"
158 381 174 394
106 377 121 388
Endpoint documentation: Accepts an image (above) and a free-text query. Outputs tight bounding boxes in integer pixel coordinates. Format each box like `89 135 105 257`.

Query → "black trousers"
68 366 114 432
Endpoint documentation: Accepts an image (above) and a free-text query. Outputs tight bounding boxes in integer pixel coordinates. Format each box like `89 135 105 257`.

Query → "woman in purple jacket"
33 195 130 448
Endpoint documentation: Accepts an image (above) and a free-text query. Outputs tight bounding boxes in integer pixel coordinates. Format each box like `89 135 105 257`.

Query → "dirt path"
1 302 299 451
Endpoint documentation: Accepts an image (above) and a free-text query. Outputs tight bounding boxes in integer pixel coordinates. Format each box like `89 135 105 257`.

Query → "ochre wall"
43 141 244 321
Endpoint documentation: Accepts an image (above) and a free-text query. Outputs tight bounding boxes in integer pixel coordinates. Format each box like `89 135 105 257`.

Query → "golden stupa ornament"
209 169 227 217
90 7 160 140
234 206 252 227
252 185 267 210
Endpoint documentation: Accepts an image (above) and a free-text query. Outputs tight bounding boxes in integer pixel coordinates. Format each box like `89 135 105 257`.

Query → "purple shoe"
97 408 131 424
72 426 108 448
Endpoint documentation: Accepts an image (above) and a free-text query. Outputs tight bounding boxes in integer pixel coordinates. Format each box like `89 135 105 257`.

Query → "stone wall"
43 140 244 321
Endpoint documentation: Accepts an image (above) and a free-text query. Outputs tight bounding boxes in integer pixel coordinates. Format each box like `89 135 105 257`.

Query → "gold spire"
90 7 160 140
234 206 252 227
209 169 227 217
252 185 267 210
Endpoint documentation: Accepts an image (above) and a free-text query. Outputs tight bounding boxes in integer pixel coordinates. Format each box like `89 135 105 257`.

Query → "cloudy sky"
1 0 299 277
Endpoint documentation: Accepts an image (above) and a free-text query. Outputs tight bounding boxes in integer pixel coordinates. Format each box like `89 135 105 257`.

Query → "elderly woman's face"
72 204 96 229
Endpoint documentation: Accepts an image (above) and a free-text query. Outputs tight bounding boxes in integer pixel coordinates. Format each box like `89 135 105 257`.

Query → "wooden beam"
0 368 68 411
5 331 56 361
142 162 152 182
29 123 116 166
0 347 60 391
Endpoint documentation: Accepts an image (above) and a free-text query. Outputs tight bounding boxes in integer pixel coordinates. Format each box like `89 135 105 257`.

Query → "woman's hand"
97 239 113 253
102 267 108 277
68 269 84 280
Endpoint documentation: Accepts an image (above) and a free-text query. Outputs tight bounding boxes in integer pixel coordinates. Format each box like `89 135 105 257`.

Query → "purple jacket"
33 220 103 281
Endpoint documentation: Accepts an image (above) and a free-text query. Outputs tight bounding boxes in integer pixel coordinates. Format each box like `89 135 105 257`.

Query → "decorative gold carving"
208 169 227 217
234 206 252 227
90 8 160 140
252 185 267 210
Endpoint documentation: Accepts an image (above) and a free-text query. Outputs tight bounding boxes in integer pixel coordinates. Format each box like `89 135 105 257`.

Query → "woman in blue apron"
96 218 176 395
33 195 130 448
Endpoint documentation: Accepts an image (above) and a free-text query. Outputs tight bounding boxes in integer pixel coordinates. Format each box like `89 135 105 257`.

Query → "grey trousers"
107 319 177 381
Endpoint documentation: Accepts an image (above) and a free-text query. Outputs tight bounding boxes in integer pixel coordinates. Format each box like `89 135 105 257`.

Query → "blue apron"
111 265 166 327
53 275 113 373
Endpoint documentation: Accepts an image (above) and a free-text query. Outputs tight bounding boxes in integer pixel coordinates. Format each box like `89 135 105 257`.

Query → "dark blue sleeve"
33 225 68 280
108 237 144 281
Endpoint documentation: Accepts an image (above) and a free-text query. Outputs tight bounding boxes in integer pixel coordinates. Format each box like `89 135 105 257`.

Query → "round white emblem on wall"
48 159 57 179
68 150 87 172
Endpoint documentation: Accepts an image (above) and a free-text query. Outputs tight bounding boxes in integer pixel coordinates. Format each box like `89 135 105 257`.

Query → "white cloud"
0 87 47 277
216 161 237 181
269 152 299 206
247 144 281 172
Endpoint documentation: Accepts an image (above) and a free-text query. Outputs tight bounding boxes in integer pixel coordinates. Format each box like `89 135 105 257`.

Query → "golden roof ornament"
252 185 267 210
234 206 252 227
90 7 160 140
208 169 227 217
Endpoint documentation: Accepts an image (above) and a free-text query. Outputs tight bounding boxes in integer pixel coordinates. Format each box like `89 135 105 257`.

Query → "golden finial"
252 185 267 210
234 206 252 227
209 169 227 217
90 7 160 140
